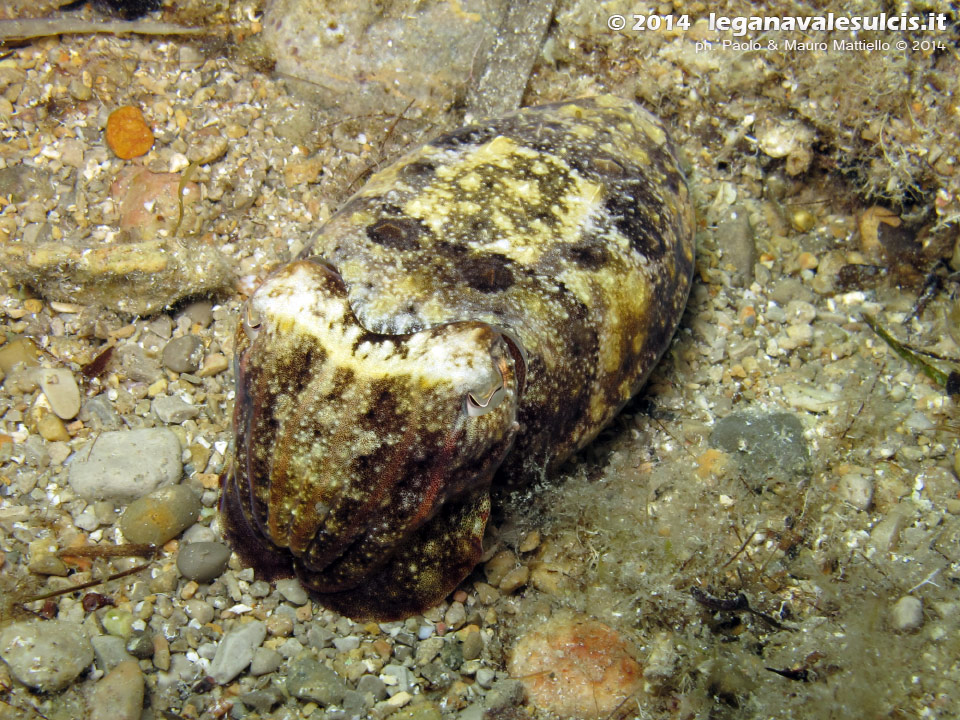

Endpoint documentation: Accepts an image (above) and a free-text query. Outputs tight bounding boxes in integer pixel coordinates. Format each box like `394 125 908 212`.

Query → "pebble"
177 541 232 582
27 538 67 576
460 629 483 661
126 633 154 659
839 471 874 511
102 608 135 638
105 106 154 159
0 337 40 373
83 395 122 431
711 412 810 486
475 667 496 688
250 646 283 676
152 394 201 424
209 620 267 684
197 352 229 378
37 368 81 419
276 577 309 605
715 204 756 288
68 428 182 502
88 659 144 720
162 335 204 373
499 566 530 594
508 615 642 720
0 621 94 692
91 634 133 671
37 411 70 441
891 596 924 632
484 549 518 587
119 485 201 545
184 598 215 625
357 674 388 701
182 300 214 327
285 654 349 705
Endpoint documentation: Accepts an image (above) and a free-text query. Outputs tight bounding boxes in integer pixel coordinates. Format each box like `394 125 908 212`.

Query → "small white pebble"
839 472 873 511
891 596 923 632
417 624 434 640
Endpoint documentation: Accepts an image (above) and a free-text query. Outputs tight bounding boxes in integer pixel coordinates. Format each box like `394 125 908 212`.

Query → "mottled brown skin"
220 96 695 620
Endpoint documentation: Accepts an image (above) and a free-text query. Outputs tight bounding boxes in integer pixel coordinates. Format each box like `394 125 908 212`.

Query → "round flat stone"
162 335 204 373
120 485 201 545
0 620 93 691
177 541 232 582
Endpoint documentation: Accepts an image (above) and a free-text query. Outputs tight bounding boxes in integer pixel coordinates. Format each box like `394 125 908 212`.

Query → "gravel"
0 3 957 719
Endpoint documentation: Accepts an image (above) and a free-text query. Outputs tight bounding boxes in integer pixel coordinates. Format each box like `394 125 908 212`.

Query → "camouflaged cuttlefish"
220 95 695 620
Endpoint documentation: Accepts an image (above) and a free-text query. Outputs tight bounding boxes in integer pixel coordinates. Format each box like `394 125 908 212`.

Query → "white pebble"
891 595 923 632
839 472 873 511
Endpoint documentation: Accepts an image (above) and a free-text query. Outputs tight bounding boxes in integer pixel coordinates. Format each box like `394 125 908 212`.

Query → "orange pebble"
106 106 155 159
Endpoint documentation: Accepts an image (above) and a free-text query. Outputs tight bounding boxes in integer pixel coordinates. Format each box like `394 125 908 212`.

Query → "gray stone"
120 485 201 545
711 412 810 486
307 625 334 650
209 620 267 684
82 395 122 431
382 663 414 693
184 598 215 625
88 659 144 720
475 667 495 688
240 689 283 713
91 634 133 671
126 632 154 659
263 0 506 120
152 394 200 424
0 620 93 691
117 344 162 383
68 428 182 502
483 678 524 711
285 654 348 706
249 646 283 676
356 674 387 701
714 204 756 287
461 630 483 661
332 635 360 653
177 541 232 582
162 335 204 373
182 300 214 327
276 578 309 605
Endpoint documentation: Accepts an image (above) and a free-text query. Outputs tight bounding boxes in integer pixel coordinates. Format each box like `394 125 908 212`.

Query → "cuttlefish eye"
465 356 509 417
242 302 262 339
